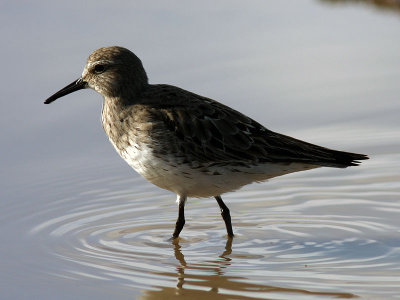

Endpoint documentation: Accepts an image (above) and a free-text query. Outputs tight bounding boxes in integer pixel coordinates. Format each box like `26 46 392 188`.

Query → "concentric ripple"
27 149 400 299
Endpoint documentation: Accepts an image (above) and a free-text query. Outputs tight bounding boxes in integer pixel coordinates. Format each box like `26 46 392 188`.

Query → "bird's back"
99 84 368 197
136 84 368 168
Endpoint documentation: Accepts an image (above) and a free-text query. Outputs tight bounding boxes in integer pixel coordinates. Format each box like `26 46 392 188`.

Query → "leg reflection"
139 239 356 299
172 238 233 292
172 238 186 289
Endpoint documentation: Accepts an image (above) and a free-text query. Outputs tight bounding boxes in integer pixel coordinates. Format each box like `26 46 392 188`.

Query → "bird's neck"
101 96 127 125
101 96 129 151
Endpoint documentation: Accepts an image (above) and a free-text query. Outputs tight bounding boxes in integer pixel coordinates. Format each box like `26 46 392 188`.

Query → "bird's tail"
268 131 369 168
312 148 369 168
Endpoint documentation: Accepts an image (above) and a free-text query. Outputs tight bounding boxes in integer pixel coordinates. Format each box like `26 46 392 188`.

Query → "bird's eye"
93 64 106 74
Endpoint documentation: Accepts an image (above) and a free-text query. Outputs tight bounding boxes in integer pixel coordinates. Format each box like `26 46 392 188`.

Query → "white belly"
115 141 318 198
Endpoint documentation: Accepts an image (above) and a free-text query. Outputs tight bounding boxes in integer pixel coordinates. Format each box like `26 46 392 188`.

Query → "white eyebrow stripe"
87 60 115 68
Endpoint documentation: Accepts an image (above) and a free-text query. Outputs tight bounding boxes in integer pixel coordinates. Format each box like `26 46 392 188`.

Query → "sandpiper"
44 46 368 238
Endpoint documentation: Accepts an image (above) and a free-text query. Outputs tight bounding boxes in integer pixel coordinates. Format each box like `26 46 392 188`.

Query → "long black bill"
44 78 87 104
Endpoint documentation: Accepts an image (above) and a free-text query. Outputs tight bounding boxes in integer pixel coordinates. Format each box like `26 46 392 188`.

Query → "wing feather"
143 84 368 167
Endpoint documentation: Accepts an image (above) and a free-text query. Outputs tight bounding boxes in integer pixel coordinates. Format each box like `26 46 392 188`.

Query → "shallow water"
2 126 398 299
1 1 400 299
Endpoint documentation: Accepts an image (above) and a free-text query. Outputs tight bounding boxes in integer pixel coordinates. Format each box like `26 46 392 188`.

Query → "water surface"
1 1 400 299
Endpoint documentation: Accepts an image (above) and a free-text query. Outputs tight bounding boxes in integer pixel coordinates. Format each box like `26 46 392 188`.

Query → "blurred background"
1 1 399 299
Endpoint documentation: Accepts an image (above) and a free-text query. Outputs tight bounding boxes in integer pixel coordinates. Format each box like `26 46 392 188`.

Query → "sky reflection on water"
1 1 400 299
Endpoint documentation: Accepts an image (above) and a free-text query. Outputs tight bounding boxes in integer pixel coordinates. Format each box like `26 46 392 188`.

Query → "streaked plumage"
45 46 368 238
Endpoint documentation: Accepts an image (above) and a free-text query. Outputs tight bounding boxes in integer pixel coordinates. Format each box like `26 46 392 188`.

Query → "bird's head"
44 46 148 104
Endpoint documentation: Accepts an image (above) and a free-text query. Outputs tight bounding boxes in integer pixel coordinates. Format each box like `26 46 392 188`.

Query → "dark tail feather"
311 148 369 168
265 130 369 168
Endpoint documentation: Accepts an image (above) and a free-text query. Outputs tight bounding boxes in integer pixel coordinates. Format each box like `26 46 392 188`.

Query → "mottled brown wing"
145 84 368 167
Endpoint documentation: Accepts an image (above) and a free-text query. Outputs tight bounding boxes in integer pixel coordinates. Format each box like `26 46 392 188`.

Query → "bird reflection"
140 238 356 299
172 238 233 291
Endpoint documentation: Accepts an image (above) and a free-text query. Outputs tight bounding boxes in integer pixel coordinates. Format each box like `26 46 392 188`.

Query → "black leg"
173 195 186 238
215 195 234 237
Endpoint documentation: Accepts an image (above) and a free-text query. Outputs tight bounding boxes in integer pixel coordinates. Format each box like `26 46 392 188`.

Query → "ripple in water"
29 151 400 299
